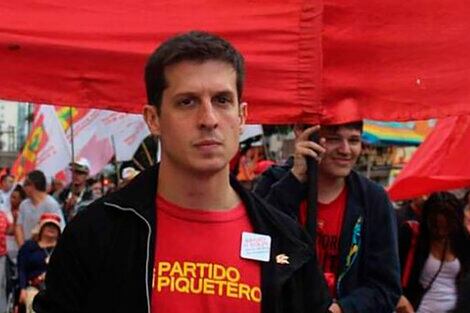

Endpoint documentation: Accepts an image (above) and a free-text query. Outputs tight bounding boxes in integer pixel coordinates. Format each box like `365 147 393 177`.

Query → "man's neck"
71 183 85 193
157 161 240 211
31 191 47 206
317 172 346 204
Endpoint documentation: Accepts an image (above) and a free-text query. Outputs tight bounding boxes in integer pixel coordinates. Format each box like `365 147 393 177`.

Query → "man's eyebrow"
172 92 198 98
349 135 362 139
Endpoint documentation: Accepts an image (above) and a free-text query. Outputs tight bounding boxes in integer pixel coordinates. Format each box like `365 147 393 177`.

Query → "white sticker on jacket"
240 232 271 262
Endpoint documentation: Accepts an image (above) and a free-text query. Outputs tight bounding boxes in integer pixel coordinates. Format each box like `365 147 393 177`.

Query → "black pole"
69 107 75 188
305 132 319 245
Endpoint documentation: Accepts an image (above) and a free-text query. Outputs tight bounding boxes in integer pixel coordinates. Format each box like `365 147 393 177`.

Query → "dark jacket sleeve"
338 185 402 313
454 271 470 313
17 241 30 289
253 165 307 219
33 208 102 313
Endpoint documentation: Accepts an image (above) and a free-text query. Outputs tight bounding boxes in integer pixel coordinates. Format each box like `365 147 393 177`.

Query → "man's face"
145 60 246 175
23 179 34 198
2 176 13 192
72 170 88 186
319 126 362 179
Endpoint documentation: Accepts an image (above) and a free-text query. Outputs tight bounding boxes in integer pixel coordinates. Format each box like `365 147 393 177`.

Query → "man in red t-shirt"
33 31 330 313
255 122 401 313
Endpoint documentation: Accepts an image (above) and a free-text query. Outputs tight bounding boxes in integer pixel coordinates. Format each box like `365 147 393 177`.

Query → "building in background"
0 100 30 167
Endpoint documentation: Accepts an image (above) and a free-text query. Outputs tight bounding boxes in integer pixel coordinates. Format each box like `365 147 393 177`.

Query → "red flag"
322 0 470 124
1 1 470 123
0 0 322 124
388 115 470 201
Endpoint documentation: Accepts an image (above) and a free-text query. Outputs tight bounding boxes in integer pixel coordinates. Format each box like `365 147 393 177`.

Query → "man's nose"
198 100 218 130
337 139 352 154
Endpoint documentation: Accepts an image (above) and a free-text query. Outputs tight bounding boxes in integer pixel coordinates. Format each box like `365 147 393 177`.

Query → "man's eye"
178 98 194 106
349 138 361 145
214 96 231 105
325 137 341 142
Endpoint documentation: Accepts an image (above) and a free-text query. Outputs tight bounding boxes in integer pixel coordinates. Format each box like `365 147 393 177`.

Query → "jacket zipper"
104 202 152 313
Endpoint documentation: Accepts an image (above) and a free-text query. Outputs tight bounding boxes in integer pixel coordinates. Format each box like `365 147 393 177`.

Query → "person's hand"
396 295 415 313
19 289 26 304
328 302 342 313
291 125 326 183
65 195 77 211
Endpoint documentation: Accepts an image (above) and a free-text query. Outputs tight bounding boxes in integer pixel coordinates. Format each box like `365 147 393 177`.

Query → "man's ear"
143 105 160 136
239 102 248 134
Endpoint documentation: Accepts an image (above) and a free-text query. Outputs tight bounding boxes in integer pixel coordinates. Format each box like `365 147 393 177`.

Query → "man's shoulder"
253 159 294 197
245 191 307 240
348 170 388 197
58 186 70 201
346 171 394 219
19 198 32 210
62 197 114 236
44 194 61 207
260 159 292 180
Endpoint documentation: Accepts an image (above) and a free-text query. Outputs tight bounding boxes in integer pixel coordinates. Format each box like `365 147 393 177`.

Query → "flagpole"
111 135 120 186
69 107 75 185
306 132 319 247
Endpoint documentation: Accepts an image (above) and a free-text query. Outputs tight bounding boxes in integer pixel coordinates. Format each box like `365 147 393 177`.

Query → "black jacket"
34 165 331 313
254 160 401 313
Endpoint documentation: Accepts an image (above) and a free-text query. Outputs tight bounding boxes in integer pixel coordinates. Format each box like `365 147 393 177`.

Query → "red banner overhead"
388 115 470 201
0 0 322 124
322 0 470 124
1 1 470 124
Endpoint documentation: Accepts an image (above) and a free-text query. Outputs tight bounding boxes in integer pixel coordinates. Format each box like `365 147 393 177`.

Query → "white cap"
122 167 140 180
70 157 91 173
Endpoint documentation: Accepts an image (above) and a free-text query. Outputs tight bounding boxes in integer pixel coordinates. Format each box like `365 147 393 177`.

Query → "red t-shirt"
0 212 9 256
299 186 347 296
152 196 261 313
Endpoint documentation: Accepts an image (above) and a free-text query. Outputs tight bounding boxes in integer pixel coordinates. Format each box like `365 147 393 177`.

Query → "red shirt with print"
152 196 261 313
0 211 9 256
299 186 347 296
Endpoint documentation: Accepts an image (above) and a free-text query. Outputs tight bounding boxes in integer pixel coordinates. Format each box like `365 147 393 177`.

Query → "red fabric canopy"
321 0 470 124
0 0 322 124
2 1 470 123
388 115 470 201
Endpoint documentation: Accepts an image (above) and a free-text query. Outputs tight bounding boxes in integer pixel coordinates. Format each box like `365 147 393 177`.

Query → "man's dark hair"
145 31 245 112
13 184 26 200
324 120 364 133
26 170 47 192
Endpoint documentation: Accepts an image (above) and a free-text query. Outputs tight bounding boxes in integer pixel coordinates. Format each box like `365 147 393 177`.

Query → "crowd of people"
0 158 140 312
0 31 467 313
